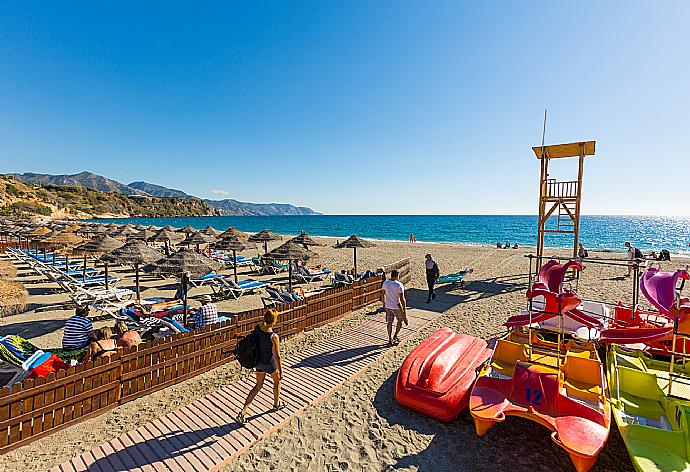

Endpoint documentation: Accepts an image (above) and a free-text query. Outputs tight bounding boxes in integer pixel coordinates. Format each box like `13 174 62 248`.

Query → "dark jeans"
427 277 436 301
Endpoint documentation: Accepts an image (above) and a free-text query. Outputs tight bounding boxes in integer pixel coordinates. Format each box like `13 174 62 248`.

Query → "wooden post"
135 264 141 301
105 263 110 290
232 249 238 283
83 253 88 281
353 247 357 277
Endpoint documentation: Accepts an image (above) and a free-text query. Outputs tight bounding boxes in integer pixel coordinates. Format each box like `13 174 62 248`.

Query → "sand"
1 238 678 471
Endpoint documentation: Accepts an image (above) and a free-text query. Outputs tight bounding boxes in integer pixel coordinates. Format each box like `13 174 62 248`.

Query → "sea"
87 215 690 256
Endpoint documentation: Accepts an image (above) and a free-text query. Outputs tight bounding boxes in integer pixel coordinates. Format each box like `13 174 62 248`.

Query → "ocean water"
88 215 690 255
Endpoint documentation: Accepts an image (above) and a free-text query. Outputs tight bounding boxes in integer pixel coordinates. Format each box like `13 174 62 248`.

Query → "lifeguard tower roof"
532 141 596 159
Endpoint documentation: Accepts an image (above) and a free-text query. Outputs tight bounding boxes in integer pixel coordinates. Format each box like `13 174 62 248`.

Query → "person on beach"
625 241 636 276
82 326 118 363
174 271 190 301
192 294 219 328
236 309 285 425
113 320 142 348
383 269 407 346
62 305 95 350
425 254 440 303
578 243 589 259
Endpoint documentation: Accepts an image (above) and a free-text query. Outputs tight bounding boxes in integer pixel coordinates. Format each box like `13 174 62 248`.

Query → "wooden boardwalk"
52 308 441 472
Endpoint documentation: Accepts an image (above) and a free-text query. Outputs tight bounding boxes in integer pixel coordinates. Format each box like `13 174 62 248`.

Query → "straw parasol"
335 235 376 277
218 227 249 240
146 248 221 325
177 225 196 234
265 241 317 292
101 240 163 300
64 223 82 233
212 235 255 283
290 231 323 249
0 280 29 317
182 231 216 251
43 231 86 272
201 225 221 237
111 226 140 239
249 229 282 254
0 260 17 280
128 229 156 241
149 228 181 255
73 235 124 289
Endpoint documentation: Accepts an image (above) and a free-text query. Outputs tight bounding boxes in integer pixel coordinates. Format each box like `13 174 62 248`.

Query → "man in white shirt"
382 269 407 346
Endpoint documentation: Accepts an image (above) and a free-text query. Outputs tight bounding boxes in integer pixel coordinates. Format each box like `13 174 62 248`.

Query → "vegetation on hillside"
0 175 220 219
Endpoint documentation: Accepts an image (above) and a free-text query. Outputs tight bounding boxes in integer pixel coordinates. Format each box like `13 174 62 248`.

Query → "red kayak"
395 328 492 422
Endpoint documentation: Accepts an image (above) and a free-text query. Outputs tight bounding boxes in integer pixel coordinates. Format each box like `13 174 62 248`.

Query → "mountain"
11 172 148 196
206 199 320 216
8 171 321 215
128 181 191 199
0 175 220 219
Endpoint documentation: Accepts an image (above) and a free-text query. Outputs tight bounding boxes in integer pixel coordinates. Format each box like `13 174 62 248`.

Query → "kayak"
395 328 492 422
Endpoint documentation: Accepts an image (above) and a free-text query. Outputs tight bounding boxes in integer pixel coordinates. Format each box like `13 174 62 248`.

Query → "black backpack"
634 248 643 259
235 329 258 369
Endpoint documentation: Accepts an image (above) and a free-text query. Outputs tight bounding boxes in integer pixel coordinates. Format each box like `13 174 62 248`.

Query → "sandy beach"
1 238 672 471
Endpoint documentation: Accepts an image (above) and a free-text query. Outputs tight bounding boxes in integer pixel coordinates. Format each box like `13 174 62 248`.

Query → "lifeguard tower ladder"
532 141 596 262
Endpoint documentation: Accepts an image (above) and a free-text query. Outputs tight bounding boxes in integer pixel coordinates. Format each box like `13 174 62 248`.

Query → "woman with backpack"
236 309 285 425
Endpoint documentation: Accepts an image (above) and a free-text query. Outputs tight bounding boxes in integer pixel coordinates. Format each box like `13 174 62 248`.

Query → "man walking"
383 269 407 346
425 253 440 303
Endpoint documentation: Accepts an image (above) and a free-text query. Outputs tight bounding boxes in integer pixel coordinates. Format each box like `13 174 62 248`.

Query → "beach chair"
436 269 473 286
212 277 269 299
189 271 223 287
261 286 303 307
333 272 355 287
292 264 332 284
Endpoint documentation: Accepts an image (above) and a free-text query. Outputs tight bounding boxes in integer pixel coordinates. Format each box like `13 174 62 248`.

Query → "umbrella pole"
52 252 55 265
288 261 293 293
42 245 46 259
183 275 189 327
135 264 141 301
233 249 238 283
83 253 87 281
353 247 357 277
105 263 110 290
65 255 69 274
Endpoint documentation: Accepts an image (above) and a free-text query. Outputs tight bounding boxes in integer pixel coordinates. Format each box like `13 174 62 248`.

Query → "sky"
1 1 689 216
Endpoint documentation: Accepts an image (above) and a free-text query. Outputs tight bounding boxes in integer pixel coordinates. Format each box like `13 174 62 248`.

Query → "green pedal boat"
608 345 690 471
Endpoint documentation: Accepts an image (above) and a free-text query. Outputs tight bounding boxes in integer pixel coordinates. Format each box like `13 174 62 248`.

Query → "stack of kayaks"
395 259 690 472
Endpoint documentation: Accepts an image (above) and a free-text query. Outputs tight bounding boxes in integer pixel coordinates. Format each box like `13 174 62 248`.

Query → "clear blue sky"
1 1 689 215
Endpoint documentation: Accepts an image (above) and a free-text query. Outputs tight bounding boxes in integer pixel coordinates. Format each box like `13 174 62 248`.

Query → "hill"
0 175 219 219
128 181 190 199
10 171 320 215
207 199 320 216
10 172 147 196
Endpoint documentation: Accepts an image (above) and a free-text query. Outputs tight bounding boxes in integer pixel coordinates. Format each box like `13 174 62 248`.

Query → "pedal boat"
469 326 611 472
608 344 690 472
395 327 492 422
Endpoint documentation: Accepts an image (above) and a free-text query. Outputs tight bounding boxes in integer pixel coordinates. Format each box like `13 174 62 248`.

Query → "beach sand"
1 238 668 471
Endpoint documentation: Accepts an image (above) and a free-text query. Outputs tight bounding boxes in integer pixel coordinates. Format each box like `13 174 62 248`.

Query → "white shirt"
383 279 404 309
627 247 635 260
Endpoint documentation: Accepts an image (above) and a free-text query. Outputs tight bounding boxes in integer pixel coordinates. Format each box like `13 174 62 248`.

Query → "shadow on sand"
373 371 633 472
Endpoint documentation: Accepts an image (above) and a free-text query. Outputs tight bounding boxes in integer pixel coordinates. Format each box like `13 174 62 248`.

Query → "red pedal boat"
395 328 492 422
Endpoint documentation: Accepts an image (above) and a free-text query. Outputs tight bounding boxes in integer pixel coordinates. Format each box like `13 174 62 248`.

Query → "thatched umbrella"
111 226 140 239
201 225 222 237
265 241 317 292
25 226 52 256
0 280 29 317
182 231 215 251
146 248 220 325
218 227 249 240
134 224 149 231
161 225 176 231
101 240 163 300
64 223 82 233
212 236 255 283
149 228 180 255
290 231 323 249
43 231 86 273
249 229 282 255
74 235 124 289
335 235 376 277
0 260 17 280
128 229 156 242
177 225 196 234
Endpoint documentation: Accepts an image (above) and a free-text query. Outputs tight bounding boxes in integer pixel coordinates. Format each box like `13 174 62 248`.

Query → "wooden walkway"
52 308 441 472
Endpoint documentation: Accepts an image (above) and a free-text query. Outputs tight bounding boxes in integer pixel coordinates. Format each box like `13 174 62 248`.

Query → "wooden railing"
0 275 384 452
545 179 579 199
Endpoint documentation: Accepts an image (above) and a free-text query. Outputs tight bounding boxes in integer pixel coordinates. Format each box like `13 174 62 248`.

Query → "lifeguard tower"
532 141 596 262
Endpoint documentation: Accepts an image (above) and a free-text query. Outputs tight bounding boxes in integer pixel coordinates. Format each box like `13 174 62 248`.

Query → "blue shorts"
256 361 277 374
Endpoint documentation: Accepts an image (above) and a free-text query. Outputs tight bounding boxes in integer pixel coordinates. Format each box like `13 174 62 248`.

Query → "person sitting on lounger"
82 326 118 363
113 321 142 348
62 305 96 350
192 295 219 328
236 309 285 425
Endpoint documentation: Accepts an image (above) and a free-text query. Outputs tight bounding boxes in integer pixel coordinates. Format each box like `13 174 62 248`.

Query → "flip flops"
235 412 247 425
272 401 287 412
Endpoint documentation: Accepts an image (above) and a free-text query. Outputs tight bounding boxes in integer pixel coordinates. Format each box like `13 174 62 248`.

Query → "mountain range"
9 172 320 216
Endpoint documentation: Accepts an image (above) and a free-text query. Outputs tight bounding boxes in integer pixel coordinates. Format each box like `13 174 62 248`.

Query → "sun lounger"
189 271 223 287
436 268 473 286
262 286 304 306
293 265 333 283
211 277 269 299
333 272 355 287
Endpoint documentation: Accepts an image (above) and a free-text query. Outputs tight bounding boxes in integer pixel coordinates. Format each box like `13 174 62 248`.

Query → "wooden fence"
382 258 411 284
0 275 383 452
